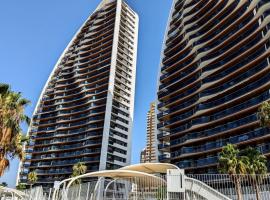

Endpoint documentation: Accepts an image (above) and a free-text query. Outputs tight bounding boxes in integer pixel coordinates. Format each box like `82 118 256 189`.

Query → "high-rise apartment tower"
18 0 138 187
140 102 158 163
157 0 270 173
140 148 146 163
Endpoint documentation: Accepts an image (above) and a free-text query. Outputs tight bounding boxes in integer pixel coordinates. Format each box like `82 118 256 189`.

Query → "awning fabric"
120 163 179 174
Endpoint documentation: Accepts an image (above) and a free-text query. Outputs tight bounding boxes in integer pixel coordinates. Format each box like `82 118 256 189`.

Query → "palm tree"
71 162 87 185
0 83 30 176
242 147 267 200
28 171 38 189
218 144 248 200
28 171 37 200
257 101 270 127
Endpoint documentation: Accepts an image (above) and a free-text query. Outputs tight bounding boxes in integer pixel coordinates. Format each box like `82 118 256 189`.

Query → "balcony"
158 142 170 150
170 127 269 159
157 131 170 139
158 154 170 161
177 156 219 169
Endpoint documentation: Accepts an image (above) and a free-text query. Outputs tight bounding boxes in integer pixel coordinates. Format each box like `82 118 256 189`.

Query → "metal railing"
12 174 270 200
188 174 270 200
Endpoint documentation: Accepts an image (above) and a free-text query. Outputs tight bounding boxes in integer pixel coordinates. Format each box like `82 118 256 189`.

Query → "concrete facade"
18 0 138 188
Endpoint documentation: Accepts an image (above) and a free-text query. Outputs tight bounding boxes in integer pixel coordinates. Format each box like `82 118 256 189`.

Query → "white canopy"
120 162 179 174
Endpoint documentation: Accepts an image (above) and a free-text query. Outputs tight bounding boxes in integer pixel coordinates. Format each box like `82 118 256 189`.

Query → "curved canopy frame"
53 163 180 200
49 163 233 200
52 177 73 200
66 169 166 190
57 169 167 200
0 186 28 199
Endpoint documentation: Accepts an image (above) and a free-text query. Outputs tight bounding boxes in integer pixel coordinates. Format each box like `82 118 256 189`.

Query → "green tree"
257 101 270 127
218 144 248 200
242 147 267 200
0 83 30 176
28 171 38 189
16 183 27 190
0 182 8 187
71 162 87 184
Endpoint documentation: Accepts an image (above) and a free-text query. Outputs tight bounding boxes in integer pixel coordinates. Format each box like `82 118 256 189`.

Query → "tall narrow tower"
140 102 158 163
157 0 270 174
18 0 138 188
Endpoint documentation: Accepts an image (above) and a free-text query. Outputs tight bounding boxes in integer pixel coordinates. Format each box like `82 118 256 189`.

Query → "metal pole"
85 182 90 200
78 184 81 200
48 188 52 200
104 179 118 199
90 178 102 200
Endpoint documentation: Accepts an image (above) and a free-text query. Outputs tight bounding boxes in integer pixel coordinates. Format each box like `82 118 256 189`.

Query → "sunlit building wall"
157 0 270 173
18 0 138 187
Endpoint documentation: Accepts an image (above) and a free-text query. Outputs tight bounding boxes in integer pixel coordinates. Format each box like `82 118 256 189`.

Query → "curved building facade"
157 0 270 173
18 0 138 187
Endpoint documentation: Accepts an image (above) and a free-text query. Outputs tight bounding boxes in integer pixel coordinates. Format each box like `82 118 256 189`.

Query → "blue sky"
0 0 172 187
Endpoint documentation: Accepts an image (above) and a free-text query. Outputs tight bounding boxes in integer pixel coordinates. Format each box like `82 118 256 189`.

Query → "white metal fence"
24 186 50 200
187 174 270 200
0 186 49 200
56 177 171 200
7 174 270 200
53 175 225 200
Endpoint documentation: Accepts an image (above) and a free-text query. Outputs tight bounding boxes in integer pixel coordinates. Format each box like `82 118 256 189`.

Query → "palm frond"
0 158 9 176
0 84 30 177
0 84 10 95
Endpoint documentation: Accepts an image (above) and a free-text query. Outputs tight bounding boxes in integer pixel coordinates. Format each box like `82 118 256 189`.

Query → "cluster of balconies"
19 1 121 185
157 0 270 173
19 1 135 187
169 127 269 158
30 156 100 168
176 140 270 171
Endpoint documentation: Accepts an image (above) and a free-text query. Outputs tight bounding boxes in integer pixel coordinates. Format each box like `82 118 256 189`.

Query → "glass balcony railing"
35 130 102 140
158 154 170 161
159 110 194 127
35 132 102 145
158 143 170 149
169 113 262 147
201 75 270 110
159 73 200 93
159 63 198 83
169 113 258 138
203 60 267 97
157 131 170 139
177 156 219 168
36 169 72 174
158 83 200 102
32 148 101 160
32 157 100 167
171 127 268 157
34 140 102 152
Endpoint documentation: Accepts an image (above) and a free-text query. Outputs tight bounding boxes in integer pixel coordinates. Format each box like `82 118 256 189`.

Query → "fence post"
167 169 185 199
85 182 90 200
48 188 52 200
78 184 81 200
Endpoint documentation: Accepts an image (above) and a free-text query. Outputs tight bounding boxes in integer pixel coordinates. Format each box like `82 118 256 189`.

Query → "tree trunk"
254 182 261 200
0 155 7 176
1 127 11 144
234 177 243 200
